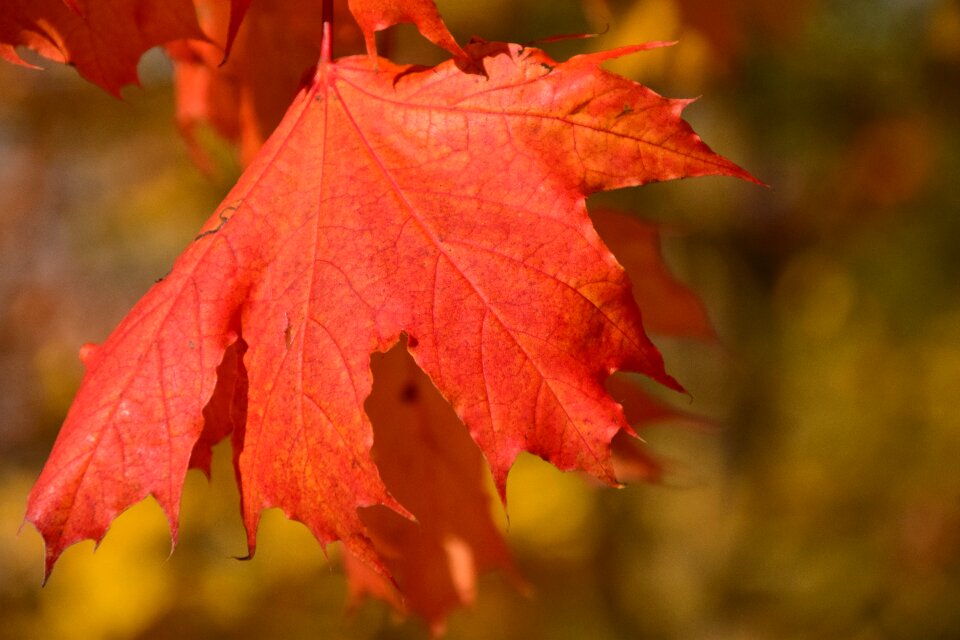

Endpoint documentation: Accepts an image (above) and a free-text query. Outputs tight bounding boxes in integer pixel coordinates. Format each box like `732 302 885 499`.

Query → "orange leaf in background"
168 0 365 168
347 0 466 62
345 341 516 635
0 0 204 95
593 209 716 341
593 209 720 482
25 36 755 585
189 339 248 477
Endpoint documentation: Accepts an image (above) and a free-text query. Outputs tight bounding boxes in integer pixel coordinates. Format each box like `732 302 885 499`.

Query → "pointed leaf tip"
222 0 253 63
573 40 677 65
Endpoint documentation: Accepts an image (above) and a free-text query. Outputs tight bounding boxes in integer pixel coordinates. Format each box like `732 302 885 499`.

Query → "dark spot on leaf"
400 382 419 403
284 316 293 350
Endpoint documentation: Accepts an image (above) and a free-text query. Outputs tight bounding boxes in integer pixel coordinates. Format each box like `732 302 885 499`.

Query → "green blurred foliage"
2 0 959 638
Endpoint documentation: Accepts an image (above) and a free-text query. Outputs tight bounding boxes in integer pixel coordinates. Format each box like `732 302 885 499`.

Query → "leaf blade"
27 42 755 583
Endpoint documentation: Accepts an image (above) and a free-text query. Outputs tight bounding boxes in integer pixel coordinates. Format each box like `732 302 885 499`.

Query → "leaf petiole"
321 0 333 64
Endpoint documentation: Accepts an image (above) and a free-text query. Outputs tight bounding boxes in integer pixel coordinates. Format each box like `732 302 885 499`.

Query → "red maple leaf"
0 0 204 95
22 1 757 603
